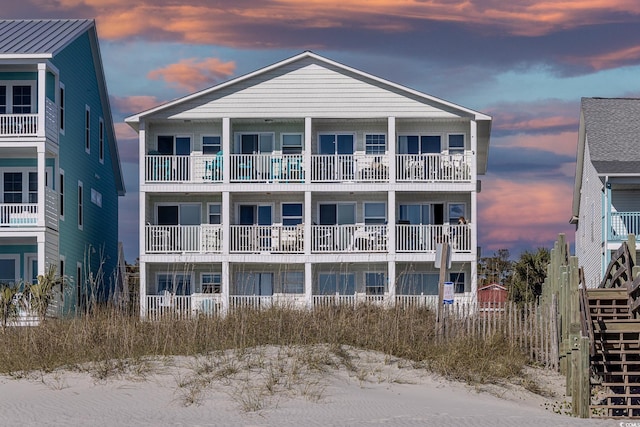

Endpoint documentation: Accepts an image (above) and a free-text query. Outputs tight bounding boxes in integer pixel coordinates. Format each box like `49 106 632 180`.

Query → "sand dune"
0 346 613 426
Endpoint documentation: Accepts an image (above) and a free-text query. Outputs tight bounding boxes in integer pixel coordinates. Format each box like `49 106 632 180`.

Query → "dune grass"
0 305 527 385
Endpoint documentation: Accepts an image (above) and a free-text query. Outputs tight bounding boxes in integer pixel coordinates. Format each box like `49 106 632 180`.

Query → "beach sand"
0 346 615 426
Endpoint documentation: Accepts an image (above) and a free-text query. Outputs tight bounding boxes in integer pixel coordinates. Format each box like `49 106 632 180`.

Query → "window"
318 203 355 225
77 263 83 305
0 83 34 114
85 106 90 153
28 172 37 203
202 136 221 155
365 272 386 295
398 135 441 154
448 203 465 224
450 272 466 293
59 257 65 293
4 172 22 203
238 133 274 154
12 85 31 113
282 203 303 226
398 204 431 225
201 273 221 294
90 188 102 207
317 272 355 295
157 135 191 155
208 203 221 224
364 202 386 224
156 203 201 225
234 272 273 296
318 134 354 155
365 134 386 155
77 181 83 230
397 273 439 295
281 271 304 294
0 86 6 114
59 83 65 133
99 118 104 163
282 134 303 154
59 169 64 220
448 134 465 154
0 256 18 285
157 273 192 295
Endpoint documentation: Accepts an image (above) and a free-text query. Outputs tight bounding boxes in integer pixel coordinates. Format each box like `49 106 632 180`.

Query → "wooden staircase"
585 286 640 417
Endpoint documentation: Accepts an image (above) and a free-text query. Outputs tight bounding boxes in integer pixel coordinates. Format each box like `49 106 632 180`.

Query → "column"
304 191 312 256
387 117 396 184
304 117 312 183
222 191 230 254
37 149 45 227
387 260 396 306
222 261 230 314
305 262 313 309
470 120 477 181
138 123 146 253
222 118 231 184
37 233 46 276
37 63 46 138
387 190 396 255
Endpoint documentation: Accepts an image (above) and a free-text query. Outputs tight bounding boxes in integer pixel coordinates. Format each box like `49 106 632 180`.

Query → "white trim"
206 202 222 225
364 133 387 154
316 132 356 154
154 202 202 225
59 168 64 221
316 201 356 224
25 253 37 285
235 203 274 225
363 201 387 224
397 132 443 154
199 272 222 294
0 254 20 284
234 132 275 154
84 105 90 154
0 80 36 113
155 271 195 294
0 167 38 203
77 180 83 231
201 134 221 154
98 117 104 163
446 132 466 153
281 133 303 153
59 82 65 135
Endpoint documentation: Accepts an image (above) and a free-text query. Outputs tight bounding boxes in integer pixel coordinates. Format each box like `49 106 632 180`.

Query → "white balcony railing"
229 224 304 253
0 203 38 226
609 211 640 241
230 154 304 183
311 224 387 253
0 114 38 137
311 154 389 182
396 224 471 253
145 155 191 182
396 153 472 182
145 225 222 253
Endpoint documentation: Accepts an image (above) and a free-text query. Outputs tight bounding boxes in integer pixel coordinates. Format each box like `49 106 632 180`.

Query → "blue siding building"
0 19 125 313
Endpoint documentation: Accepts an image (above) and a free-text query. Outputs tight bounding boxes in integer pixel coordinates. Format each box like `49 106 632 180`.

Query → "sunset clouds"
9 0 640 259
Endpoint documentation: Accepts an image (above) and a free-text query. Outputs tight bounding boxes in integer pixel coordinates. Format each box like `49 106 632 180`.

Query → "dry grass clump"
0 305 528 386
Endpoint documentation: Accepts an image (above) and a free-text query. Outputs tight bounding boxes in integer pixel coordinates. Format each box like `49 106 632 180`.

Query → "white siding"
576 142 603 287
153 60 465 120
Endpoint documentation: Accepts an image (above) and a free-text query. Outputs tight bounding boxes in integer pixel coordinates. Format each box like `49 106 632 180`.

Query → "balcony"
311 154 389 182
229 224 304 253
396 153 472 182
230 154 304 183
396 224 471 253
0 99 58 144
145 154 222 183
145 224 222 253
609 212 640 241
311 224 387 253
0 187 58 231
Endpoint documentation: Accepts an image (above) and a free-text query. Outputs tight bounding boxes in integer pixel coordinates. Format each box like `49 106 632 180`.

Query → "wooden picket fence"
437 300 558 369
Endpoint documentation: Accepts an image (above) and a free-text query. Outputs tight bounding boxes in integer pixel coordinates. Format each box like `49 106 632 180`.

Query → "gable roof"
581 98 640 174
0 19 125 196
571 98 640 221
126 51 491 172
0 19 93 56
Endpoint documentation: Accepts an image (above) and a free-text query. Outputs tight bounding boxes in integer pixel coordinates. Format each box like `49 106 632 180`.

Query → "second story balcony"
0 187 58 231
143 152 474 185
0 99 59 144
609 211 640 242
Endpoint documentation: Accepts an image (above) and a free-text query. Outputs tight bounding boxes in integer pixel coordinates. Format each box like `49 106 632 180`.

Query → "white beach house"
125 51 492 318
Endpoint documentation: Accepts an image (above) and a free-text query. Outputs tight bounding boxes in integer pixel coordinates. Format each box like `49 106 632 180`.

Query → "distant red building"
477 283 508 307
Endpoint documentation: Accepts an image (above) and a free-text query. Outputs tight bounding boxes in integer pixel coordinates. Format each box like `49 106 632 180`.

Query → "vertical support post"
222 117 230 184
436 239 449 338
304 117 312 184
387 116 396 184
221 261 229 315
37 63 46 138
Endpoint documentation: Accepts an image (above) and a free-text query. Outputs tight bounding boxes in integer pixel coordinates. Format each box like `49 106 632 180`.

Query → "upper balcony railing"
0 99 58 145
609 212 640 241
0 187 58 231
144 152 473 184
396 153 472 182
145 224 222 253
311 224 388 253
230 154 304 183
396 224 471 253
229 224 304 253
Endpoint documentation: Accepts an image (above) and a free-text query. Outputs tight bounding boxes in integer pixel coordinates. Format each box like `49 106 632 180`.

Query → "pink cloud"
111 95 164 115
565 44 640 71
478 177 574 251
493 131 578 157
147 57 236 92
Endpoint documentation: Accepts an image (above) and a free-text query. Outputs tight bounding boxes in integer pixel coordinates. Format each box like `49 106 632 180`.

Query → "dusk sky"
7 1 640 262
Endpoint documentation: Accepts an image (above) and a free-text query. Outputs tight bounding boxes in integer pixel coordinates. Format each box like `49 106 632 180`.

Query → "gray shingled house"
572 98 640 285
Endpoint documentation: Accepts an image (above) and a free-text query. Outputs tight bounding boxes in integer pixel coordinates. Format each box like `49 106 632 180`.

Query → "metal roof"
582 97 640 174
0 19 93 55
